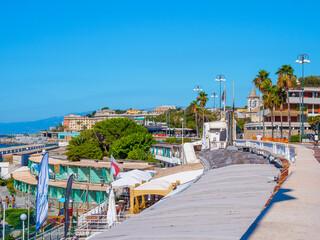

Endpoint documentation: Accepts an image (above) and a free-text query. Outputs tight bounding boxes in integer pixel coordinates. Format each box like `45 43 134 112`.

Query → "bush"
0 178 16 194
127 149 147 160
3 209 35 229
164 137 192 144
290 134 307 142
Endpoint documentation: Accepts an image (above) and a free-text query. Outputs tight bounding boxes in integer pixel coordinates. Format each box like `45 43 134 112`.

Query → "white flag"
222 89 226 105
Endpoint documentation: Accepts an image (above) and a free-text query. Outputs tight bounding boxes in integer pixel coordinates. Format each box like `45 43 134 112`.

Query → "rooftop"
94 164 278 239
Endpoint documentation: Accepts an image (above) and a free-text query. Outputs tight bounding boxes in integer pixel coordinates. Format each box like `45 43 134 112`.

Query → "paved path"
242 145 320 240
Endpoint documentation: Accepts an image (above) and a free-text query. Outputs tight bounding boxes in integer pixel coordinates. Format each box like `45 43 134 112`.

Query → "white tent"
106 188 117 227
135 169 203 191
111 170 152 188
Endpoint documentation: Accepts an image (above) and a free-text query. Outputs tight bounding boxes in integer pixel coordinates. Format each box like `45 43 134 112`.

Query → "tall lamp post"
215 75 226 120
193 85 202 96
211 93 218 118
20 214 27 240
296 54 310 138
193 85 202 137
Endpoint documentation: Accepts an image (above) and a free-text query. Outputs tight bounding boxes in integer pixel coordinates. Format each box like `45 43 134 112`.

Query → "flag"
64 174 74 237
222 89 226 106
35 152 49 232
110 155 120 179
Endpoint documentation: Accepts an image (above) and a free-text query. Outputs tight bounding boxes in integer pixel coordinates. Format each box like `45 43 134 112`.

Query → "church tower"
247 86 261 111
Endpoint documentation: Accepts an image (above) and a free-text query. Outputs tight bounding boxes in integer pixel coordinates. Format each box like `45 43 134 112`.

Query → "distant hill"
0 111 91 134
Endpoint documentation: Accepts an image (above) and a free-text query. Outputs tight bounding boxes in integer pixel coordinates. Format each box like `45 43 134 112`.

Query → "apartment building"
63 114 98 132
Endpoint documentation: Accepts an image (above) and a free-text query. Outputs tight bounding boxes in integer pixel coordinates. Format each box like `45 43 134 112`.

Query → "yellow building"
126 108 142 114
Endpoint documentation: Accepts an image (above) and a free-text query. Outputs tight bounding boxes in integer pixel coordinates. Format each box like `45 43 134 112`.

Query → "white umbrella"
111 170 152 188
106 188 117 227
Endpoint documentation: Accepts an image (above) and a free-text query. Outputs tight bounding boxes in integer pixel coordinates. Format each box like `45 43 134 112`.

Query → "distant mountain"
0 111 92 134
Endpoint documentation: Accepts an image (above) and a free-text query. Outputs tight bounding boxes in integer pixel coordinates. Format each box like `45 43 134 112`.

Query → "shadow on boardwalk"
240 188 295 240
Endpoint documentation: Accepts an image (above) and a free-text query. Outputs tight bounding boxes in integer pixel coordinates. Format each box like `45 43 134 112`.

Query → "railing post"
273 143 277 155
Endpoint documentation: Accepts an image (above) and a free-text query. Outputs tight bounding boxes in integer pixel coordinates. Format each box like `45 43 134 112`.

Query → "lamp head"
295 59 300 63
20 214 27 221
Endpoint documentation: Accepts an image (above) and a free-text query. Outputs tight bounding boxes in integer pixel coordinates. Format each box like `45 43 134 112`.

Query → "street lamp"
20 213 27 240
296 54 310 138
215 75 226 120
211 93 218 116
193 85 203 96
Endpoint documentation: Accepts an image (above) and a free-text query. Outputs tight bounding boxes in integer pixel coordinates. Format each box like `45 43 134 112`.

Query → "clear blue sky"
1 0 319 123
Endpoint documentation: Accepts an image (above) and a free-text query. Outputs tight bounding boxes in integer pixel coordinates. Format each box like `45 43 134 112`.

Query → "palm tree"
253 69 271 137
275 87 287 138
197 91 209 130
190 100 199 137
262 82 278 138
276 65 297 140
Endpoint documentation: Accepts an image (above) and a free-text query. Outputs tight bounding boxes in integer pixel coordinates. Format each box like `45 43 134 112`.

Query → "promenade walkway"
242 145 320 240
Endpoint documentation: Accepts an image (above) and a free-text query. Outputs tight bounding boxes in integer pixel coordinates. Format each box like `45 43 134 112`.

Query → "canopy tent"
130 169 203 214
111 170 152 188
134 169 203 191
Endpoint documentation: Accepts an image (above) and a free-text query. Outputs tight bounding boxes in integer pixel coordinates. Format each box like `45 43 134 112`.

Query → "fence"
234 140 296 163
75 214 131 238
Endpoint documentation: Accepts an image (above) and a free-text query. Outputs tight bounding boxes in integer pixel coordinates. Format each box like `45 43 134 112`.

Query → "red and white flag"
110 155 120 179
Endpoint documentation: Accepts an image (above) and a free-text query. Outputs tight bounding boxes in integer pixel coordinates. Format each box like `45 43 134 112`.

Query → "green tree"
190 101 199 137
262 82 278 138
300 75 320 87
276 64 297 140
275 87 287 138
307 115 320 134
236 117 251 133
92 118 147 152
253 69 271 137
196 91 209 129
102 107 109 110
67 118 153 161
110 132 155 159
67 130 103 161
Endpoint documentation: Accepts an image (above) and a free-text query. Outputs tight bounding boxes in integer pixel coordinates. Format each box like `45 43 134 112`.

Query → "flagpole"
232 80 235 142
27 185 30 240
3 205 5 240
224 85 226 119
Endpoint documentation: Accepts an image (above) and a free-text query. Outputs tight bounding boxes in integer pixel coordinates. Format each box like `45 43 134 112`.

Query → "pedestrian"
0 198 2 213
11 195 15 207
257 133 262 141
314 134 318 148
5 196 9 209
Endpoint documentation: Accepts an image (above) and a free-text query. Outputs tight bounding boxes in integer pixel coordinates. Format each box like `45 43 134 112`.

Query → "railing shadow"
240 188 295 240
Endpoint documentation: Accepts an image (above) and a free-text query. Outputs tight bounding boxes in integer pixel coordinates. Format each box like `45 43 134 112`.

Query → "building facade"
243 86 320 139
151 105 177 115
13 155 154 204
64 114 98 132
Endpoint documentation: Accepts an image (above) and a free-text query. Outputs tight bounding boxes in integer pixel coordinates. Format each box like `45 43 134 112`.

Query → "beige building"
64 114 98 132
151 105 177 114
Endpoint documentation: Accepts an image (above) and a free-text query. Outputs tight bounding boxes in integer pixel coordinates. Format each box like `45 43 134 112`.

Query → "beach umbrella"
106 188 117 227
111 170 152 188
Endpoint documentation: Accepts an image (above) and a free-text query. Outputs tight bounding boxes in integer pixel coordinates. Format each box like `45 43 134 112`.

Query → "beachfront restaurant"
13 155 154 204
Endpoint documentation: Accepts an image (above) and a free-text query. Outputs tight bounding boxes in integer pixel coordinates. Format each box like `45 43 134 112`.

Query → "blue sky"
0 0 320 122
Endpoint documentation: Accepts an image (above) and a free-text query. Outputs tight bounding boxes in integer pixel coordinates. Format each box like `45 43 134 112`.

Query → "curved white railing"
234 140 296 163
